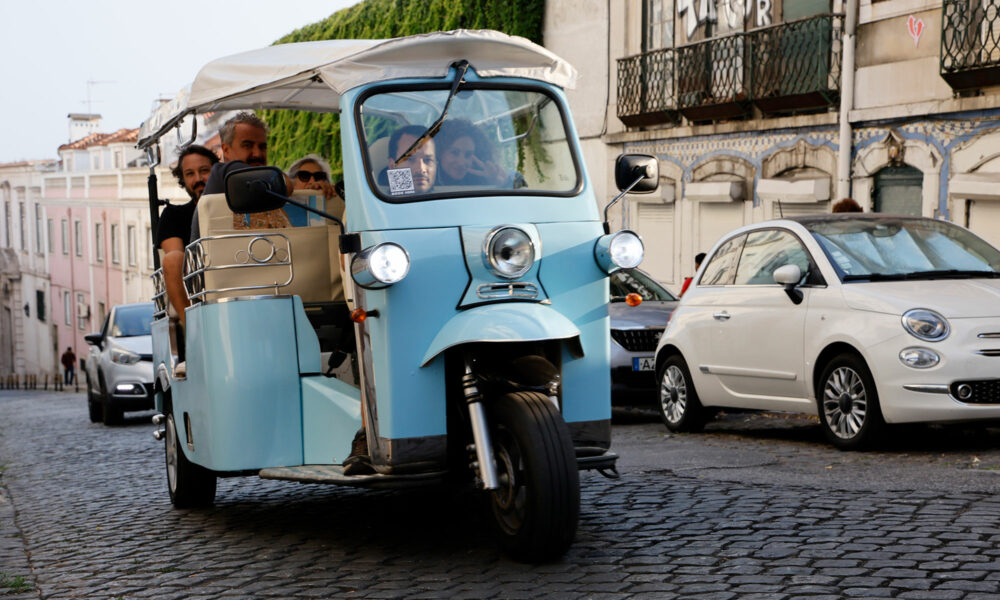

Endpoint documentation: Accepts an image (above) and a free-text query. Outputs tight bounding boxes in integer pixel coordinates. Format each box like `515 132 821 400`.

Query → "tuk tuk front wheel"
486 391 580 562
164 412 216 508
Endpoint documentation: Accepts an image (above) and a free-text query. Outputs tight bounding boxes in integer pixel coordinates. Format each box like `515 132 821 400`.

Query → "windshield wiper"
394 60 470 164
898 269 1000 280
843 269 1000 282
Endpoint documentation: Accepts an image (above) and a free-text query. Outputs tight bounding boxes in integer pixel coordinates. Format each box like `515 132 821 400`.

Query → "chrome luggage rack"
152 268 168 319
183 232 294 303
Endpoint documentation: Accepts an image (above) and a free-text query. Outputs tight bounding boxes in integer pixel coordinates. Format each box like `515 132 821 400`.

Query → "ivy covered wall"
263 0 546 177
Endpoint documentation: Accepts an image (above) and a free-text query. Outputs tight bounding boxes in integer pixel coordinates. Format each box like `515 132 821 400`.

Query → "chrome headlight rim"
483 225 535 280
595 230 644 273
901 308 950 342
351 242 411 289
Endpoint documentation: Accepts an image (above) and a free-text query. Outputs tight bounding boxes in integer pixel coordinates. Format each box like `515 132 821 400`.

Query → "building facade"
0 160 60 377
546 0 1000 290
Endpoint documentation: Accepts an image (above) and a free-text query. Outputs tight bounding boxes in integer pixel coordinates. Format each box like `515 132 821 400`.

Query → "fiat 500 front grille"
611 328 663 352
951 379 1000 404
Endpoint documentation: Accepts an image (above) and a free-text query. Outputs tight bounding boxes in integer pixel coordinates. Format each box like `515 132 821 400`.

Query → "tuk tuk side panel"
301 375 362 465
339 84 600 233
353 227 468 445
151 316 171 411
536 221 613 425
175 298 304 471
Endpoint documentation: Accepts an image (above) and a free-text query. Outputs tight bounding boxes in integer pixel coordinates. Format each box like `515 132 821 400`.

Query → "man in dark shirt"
156 144 219 324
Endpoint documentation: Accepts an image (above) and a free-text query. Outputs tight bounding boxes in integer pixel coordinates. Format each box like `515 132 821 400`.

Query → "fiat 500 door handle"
713 311 731 321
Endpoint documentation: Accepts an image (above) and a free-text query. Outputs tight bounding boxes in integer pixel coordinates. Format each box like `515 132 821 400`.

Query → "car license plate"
633 357 655 371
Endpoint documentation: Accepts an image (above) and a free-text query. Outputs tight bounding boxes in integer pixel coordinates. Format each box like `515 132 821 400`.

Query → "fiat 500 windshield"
806 218 1000 281
358 86 580 201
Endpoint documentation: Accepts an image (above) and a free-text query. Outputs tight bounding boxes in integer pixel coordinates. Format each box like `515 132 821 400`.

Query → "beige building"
545 0 1000 290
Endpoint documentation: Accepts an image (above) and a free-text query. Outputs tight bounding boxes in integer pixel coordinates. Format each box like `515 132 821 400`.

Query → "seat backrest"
191 191 344 304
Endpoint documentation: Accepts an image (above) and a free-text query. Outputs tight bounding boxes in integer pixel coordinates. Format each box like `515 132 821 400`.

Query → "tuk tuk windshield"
359 86 580 201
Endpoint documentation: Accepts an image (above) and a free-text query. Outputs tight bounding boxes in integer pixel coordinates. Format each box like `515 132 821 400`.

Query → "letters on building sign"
678 0 772 39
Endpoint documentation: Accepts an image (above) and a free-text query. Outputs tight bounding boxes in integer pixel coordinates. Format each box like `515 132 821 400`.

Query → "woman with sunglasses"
287 154 339 199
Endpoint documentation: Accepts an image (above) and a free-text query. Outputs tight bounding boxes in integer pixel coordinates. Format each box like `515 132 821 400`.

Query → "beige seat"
190 190 345 304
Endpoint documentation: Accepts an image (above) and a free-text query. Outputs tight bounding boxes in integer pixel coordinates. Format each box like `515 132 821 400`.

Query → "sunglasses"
294 170 328 183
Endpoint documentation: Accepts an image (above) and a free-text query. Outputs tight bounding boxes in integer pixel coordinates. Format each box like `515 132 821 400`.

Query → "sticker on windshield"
387 168 415 195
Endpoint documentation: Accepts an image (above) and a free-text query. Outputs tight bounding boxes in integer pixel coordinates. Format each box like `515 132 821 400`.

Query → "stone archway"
851 130 942 217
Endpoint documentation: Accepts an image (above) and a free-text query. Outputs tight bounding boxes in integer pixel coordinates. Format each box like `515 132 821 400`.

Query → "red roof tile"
58 128 139 151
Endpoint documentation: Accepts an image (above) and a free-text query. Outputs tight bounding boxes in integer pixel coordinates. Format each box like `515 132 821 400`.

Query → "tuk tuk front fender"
421 302 583 367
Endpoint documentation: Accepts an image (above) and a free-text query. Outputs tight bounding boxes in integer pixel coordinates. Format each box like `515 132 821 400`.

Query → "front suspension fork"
463 360 499 490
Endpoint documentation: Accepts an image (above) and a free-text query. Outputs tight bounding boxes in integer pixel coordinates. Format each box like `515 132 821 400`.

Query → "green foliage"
262 0 545 178
0 573 31 593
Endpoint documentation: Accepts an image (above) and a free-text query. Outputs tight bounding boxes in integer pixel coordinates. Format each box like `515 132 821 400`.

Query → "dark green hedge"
264 0 545 178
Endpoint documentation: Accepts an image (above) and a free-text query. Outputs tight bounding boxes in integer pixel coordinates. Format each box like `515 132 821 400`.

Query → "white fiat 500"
654 214 1000 449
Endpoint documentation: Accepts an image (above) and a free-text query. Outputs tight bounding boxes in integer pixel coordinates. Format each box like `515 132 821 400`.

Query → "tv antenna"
82 79 115 114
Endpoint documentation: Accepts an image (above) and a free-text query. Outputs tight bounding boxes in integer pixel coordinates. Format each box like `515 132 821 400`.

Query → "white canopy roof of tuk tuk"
138 29 577 148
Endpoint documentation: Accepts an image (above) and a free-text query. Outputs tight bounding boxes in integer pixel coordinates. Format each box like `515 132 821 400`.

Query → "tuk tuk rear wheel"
486 391 580 562
165 412 216 508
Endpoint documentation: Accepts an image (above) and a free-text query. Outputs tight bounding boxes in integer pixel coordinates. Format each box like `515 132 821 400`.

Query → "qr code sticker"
387 168 415 195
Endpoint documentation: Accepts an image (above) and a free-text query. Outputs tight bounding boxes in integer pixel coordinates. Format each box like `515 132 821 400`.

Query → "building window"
91 153 101 171
61 219 68 254
97 301 106 326
36 290 45 322
76 292 86 330
63 291 71 326
127 225 137 266
94 223 104 262
113 150 122 169
74 220 82 257
35 204 43 254
111 224 119 263
19 201 27 251
145 225 154 269
645 0 674 50
47 218 54 253
4 202 10 248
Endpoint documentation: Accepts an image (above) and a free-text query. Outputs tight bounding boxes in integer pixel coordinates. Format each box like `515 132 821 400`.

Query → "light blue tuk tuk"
138 30 656 561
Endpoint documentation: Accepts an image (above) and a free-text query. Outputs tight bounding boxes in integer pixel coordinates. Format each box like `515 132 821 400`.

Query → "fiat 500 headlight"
484 226 535 279
351 242 410 289
594 230 644 273
902 308 950 342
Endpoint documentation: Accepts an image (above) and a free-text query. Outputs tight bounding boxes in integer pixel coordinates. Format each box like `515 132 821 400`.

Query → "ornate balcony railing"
677 33 750 122
617 48 677 127
615 14 843 126
941 0 1000 90
748 14 843 114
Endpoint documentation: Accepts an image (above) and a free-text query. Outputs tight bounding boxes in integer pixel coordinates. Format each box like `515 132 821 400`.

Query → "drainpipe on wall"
837 0 858 201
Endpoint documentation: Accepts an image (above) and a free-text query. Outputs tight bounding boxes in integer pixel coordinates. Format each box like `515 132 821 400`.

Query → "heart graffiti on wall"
907 15 924 48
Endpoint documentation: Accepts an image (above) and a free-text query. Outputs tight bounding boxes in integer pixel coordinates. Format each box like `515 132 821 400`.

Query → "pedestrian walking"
60 347 76 385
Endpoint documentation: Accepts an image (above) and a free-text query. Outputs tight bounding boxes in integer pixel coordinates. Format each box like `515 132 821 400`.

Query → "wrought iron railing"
748 14 843 113
677 33 750 121
941 0 1000 89
615 14 843 126
617 48 677 126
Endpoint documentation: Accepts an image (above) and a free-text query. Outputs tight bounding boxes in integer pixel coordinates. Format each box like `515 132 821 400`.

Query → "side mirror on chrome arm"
224 166 346 234
774 264 804 305
603 154 659 233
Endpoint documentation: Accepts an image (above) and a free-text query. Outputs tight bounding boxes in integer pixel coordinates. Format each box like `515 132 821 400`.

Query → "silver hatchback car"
610 268 679 406
84 302 155 425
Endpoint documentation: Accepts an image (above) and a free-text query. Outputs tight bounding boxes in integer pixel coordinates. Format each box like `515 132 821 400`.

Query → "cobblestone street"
4 391 1000 599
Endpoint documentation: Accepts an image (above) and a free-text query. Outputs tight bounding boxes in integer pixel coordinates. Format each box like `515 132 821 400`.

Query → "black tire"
817 353 884 450
164 411 216 508
656 354 707 433
86 376 101 423
100 376 122 426
486 391 580 563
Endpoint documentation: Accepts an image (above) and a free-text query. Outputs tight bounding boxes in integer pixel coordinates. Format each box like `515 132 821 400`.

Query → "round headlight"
899 347 940 369
351 242 410 289
609 231 644 270
484 226 535 279
902 309 950 342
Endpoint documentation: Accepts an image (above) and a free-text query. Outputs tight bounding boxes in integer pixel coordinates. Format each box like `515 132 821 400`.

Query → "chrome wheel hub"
660 365 688 424
823 367 867 439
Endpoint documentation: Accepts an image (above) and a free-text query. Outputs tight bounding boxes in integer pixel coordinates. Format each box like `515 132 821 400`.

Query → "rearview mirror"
225 166 288 214
614 154 659 194
84 333 103 347
774 264 803 305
